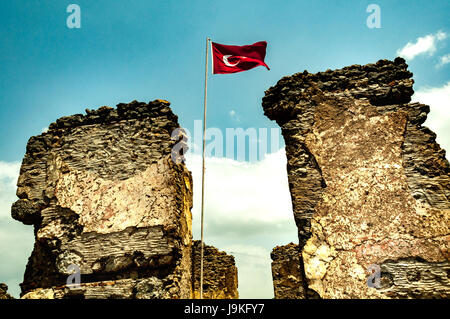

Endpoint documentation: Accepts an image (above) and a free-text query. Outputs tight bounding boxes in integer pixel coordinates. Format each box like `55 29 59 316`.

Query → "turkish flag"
211 41 270 74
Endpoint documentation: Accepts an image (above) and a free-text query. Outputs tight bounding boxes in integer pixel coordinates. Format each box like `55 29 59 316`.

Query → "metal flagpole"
200 36 210 300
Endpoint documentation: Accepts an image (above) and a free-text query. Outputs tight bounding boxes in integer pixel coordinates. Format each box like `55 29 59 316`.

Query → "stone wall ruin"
264 58 450 298
12 100 238 299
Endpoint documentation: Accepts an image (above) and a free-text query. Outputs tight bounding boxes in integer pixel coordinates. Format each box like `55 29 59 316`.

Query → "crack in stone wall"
264 58 450 298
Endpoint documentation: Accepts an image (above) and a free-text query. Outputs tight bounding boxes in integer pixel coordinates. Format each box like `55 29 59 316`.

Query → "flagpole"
200 36 210 300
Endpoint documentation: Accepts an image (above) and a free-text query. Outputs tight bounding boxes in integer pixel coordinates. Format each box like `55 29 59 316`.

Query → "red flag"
211 41 270 74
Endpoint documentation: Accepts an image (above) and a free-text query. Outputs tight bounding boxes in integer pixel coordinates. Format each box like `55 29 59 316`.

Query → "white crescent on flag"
223 55 240 67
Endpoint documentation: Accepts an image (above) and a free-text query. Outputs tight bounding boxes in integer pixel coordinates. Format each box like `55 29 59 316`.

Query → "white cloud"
436 30 447 41
221 244 274 299
437 53 450 68
0 161 21 218
412 81 450 159
0 161 34 298
229 109 240 122
397 31 447 60
185 148 298 298
0 161 21 186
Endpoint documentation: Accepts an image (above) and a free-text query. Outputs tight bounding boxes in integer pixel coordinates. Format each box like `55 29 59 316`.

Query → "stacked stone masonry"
192 241 239 299
270 243 305 299
264 58 450 298
12 100 238 299
0 284 14 299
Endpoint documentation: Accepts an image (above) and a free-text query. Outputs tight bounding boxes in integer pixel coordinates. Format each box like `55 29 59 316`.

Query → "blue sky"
1 0 449 161
0 0 449 298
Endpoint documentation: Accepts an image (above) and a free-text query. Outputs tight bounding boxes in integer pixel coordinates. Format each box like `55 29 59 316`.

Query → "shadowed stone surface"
264 58 449 298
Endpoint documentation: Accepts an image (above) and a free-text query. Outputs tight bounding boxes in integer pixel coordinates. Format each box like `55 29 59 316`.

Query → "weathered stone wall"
191 241 239 299
13 100 194 299
0 284 14 299
270 243 305 299
264 58 450 298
